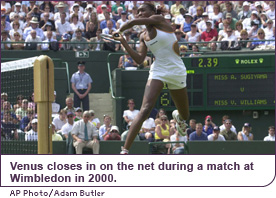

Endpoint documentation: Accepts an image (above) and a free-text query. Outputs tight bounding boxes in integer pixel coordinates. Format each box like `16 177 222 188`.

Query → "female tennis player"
113 3 189 154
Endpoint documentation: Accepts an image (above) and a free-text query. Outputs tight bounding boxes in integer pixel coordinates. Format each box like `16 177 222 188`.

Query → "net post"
34 55 54 154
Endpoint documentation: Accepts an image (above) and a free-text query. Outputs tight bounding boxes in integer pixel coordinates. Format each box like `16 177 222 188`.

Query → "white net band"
1 56 38 73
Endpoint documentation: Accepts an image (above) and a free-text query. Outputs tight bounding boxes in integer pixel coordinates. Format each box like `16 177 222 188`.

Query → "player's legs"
170 88 190 121
170 88 189 136
123 79 164 151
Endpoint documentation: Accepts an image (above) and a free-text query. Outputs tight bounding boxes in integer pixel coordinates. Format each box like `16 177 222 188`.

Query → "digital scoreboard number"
207 72 275 108
191 57 219 68
157 74 204 109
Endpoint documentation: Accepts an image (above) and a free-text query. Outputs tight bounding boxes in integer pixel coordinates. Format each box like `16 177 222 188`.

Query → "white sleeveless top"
187 32 201 42
144 28 186 88
240 131 253 141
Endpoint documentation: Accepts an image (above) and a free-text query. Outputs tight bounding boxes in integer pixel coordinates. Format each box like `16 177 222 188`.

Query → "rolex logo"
259 58 264 63
235 59 240 64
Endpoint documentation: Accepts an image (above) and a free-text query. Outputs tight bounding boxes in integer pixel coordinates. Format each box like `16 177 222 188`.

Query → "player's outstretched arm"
113 32 148 65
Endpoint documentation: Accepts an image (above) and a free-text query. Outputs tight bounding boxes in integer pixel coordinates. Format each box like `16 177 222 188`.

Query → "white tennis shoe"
172 110 188 136
120 147 129 154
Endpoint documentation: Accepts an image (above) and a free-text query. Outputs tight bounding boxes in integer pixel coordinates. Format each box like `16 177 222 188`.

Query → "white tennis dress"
144 27 187 89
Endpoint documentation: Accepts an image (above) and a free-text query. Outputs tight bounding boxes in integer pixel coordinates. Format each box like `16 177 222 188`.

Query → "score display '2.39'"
192 58 219 68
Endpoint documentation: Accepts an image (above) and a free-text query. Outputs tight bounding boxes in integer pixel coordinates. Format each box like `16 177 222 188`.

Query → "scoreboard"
157 54 275 110
207 72 274 107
